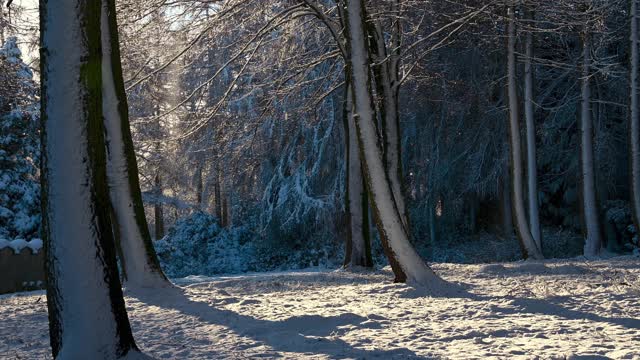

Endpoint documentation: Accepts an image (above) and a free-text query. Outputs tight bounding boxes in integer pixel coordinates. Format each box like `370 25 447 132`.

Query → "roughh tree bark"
101 0 170 288
40 0 149 357
523 10 542 251
343 79 373 268
344 0 441 286
506 5 543 260
580 30 603 257
630 0 640 244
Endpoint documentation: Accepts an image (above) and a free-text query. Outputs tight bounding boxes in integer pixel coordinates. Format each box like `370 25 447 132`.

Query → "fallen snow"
0 238 43 254
1 256 640 359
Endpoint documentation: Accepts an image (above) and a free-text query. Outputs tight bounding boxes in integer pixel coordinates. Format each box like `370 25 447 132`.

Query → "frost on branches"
0 37 40 243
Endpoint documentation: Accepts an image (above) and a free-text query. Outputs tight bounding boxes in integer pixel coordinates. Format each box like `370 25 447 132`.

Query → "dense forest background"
2 0 640 278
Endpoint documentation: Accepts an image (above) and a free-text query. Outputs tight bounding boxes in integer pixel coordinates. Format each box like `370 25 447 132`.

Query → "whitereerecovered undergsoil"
1 256 639 359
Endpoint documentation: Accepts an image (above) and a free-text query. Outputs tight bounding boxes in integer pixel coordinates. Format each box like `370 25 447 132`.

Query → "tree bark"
523 12 542 251
501 176 514 238
154 173 164 240
580 31 603 256
101 0 169 288
368 20 408 232
40 0 146 357
344 0 440 286
343 80 372 268
429 199 438 245
506 5 543 259
195 165 203 209
630 0 640 243
0 5 5 45
222 195 229 227
215 165 222 222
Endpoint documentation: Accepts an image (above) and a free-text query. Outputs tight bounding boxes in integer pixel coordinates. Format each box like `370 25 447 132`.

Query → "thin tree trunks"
40 0 145 357
154 173 164 240
429 199 438 245
580 31 603 256
630 0 640 242
506 6 543 259
101 0 169 288
215 166 223 221
501 177 514 238
195 165 204 208
0 5 4 45
222 196 229 227
345 0 440 286
523 14 542 251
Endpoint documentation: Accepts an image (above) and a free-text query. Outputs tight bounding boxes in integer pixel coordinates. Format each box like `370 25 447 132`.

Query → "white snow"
2 256 639 359
0 238 43 254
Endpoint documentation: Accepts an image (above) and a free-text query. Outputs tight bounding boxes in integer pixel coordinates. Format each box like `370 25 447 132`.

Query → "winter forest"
1 0 640 358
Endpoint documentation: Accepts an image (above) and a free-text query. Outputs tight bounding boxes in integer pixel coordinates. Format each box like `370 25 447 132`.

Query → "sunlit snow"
2 256 639 359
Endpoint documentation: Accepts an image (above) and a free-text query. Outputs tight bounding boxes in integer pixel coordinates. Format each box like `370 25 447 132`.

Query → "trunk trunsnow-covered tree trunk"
523 11 542 251
630 0 640 242
580 30 603 257
40 0 149 358
344 0 441 286
506 5 543 260
101 0 170 288
343 81 372 268
368 17 408 231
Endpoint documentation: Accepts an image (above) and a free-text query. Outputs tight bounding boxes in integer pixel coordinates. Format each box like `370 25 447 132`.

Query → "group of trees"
1 0 640 356
112 0 638 268
0 36 39 243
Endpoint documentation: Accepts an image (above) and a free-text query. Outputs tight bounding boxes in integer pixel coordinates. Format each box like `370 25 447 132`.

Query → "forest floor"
1 256 640 359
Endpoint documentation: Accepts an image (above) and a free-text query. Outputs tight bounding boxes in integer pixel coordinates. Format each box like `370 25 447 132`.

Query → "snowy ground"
1 256 640 359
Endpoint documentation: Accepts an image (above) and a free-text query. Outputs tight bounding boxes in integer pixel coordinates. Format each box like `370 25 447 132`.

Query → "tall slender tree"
0 2 5 45
101 0 170 288
630 0 640 244
40 0 149 357
580 28 602 256
344 0 441 285
367 4 408 231
523 8 541 251
506 4 543 260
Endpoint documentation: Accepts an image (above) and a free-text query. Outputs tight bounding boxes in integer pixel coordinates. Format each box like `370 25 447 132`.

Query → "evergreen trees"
0 37 40 243
5 0 639 313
